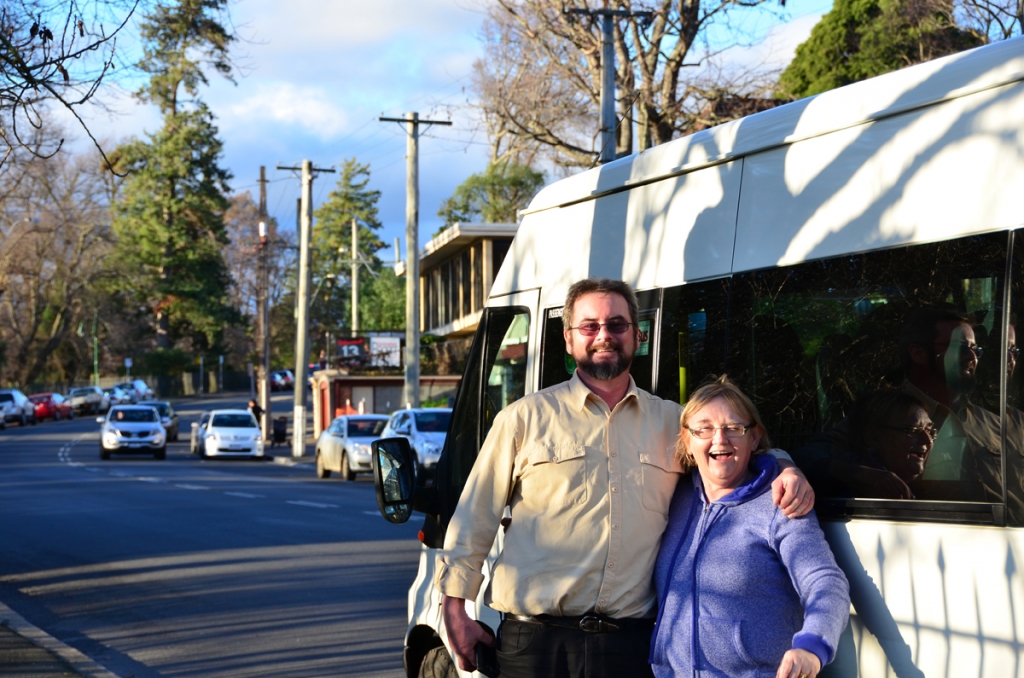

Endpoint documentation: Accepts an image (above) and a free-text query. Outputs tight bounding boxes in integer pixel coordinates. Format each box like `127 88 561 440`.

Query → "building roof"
395 222 518 275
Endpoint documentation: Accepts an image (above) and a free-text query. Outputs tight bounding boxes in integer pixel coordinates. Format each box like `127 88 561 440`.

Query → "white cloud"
216 83 350 139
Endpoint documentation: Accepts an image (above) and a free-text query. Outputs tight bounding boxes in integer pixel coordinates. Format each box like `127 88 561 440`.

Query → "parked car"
29 393 74 421
197 409 264 459
103 386 132 407
114 379 154 402
69 386 109 414
0 389 38 426
150 401 180 441
379 408 452 476
190 411 212 455
97 405 166 460
270 370 294 391
315 414 390 481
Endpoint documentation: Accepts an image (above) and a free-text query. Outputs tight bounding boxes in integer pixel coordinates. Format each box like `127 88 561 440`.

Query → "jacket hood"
691 453 778 505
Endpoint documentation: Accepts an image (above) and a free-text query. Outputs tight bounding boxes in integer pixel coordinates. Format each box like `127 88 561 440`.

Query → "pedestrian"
248 398 263 424
437 278 815 678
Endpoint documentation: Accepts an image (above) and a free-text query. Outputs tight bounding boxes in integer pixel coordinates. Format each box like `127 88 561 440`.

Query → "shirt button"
613 524 619 530
608 563 615 570
610 452 616 457
611 487 618 493
599 599 607 606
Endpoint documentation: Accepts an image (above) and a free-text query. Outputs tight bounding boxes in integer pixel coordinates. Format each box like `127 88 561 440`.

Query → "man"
437 278 814 677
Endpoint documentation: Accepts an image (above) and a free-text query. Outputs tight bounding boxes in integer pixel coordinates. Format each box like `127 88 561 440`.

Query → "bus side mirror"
372 438 417 523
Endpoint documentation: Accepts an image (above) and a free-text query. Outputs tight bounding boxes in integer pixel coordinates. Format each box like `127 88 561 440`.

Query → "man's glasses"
937 341 984 359
879 425 937 440
687 424 754 439
1009 346 1021 358
570 321 634 336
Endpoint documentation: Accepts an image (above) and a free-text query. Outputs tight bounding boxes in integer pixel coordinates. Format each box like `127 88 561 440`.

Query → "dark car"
29 393 74 421
150 401 180 441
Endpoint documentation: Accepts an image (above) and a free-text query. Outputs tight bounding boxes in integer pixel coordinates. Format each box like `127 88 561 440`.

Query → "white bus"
374 36 1024 678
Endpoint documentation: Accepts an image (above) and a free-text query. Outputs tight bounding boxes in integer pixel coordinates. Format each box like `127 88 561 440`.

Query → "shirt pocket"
521 442 588 506
639 450 679 515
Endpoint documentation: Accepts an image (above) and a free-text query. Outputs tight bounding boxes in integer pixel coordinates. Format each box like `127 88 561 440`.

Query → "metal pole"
293 160 313 458
218 355 223 394
92 312 99 387
258 166 271 441
199 356 204 398
599 9 616 164
351 217 359 336
404 112 420 409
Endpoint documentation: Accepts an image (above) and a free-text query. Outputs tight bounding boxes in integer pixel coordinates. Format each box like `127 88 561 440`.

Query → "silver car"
98 406 167 460
315 415 390 481
379 408 452 477
0 388 37 427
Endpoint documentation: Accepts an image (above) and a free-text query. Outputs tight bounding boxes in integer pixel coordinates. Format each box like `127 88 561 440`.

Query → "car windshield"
153 403 170 416
29 395 49 403
414 411 451 432
348 419 387 437
71 388 91 396
111 409 157 422
211 414 257 428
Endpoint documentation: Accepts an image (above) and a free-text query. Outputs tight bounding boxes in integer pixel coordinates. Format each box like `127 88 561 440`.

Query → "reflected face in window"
935 322 980 394
563 292 638 381
1009 325 1017 379
866 404 934 483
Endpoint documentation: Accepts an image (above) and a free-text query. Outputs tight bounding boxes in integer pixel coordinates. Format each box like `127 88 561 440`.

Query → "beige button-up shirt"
436 372 685 619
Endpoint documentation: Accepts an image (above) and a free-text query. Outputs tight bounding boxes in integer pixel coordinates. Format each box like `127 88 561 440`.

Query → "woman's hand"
776 648 821 678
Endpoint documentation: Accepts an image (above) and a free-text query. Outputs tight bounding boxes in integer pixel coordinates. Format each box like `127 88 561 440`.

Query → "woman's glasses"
687 424 754 439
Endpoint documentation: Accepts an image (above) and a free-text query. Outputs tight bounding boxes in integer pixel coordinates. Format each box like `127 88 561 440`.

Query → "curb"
0 601 120 678
269 454 314 466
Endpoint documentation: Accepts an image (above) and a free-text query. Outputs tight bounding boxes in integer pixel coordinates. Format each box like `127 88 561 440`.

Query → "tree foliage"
437 162 545 229
778 0 985 98
473 0 784 169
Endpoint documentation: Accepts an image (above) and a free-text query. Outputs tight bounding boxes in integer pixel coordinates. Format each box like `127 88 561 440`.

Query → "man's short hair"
899 308 968 374
562 278 639 332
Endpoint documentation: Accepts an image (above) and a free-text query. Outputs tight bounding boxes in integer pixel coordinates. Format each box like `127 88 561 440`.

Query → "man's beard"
576 341 634 380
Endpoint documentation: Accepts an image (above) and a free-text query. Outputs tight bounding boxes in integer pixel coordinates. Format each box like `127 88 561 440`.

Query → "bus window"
726 232 1012 523
657 279 731 405
429 306 530 546
540 307 574 390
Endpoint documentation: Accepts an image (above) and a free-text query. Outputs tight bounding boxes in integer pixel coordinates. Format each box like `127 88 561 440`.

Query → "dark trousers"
496 618 655 678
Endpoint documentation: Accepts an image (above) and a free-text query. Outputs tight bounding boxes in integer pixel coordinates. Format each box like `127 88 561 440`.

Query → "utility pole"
351 217 359 336
379 112 452 408
92 312 99 387
567 2 653 163
277 160 335 458
257 166 271 441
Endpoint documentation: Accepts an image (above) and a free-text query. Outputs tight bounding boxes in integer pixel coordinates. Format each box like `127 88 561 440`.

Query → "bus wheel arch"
404 624 446 678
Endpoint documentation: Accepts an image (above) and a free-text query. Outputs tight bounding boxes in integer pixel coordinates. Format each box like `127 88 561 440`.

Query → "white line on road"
225 492 265 499
362 511 382 517
286 500 338 509
137 477 165 483
175 484 210 490
83 467 100 472
109 471 133 478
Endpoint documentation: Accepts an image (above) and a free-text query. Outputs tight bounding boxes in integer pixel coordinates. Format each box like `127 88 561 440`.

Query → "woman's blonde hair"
676 375 771 470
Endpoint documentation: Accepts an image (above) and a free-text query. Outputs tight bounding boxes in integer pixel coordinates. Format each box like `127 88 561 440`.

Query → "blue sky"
68 0 834 259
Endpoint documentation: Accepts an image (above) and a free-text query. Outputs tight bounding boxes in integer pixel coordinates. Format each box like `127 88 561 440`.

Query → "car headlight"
422 442 441 457
352 443 371 456
153 431 165 443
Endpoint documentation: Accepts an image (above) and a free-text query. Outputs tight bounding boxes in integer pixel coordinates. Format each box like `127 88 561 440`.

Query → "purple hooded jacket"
650 454 850 677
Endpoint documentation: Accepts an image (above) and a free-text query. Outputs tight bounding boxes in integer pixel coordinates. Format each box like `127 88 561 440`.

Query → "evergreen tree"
111 0 236 353
437 162 545 233
778 0 984 99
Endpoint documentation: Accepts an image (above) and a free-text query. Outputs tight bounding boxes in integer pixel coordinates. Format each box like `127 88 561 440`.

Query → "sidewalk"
0 603 115 678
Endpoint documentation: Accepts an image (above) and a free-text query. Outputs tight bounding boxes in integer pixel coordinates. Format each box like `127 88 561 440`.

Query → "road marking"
225 492 265 499
175 484 210 490
286 500 338 509
137 477 164 483
109 471 133 478
68 462 83 467
83 467 100 472
362 511 382 516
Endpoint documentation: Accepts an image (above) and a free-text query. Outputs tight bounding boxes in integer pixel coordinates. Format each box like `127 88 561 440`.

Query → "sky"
67 0 835 260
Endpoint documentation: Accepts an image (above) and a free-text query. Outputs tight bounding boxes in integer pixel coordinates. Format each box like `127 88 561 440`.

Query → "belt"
504 613 654 634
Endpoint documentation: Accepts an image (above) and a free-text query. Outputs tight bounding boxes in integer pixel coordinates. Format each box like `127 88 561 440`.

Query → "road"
0 393 421 677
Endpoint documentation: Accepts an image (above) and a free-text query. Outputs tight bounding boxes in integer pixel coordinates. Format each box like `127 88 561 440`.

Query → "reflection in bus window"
484 312 530 430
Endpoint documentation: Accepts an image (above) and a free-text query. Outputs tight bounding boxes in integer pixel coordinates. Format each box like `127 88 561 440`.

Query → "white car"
115 379 154 403
200 409 264 459
379 408 452 476
0 389 36 426
103 386 133 407
98 406 166 460
69 386 110 414
315 414 390 481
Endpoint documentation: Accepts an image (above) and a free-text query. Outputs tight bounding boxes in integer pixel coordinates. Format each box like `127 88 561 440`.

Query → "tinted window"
111 409 157 422
29 395 48 403
348 419 387 436
0 394 13 403
211 414 258 428
415 412 452 432
153 403 170 416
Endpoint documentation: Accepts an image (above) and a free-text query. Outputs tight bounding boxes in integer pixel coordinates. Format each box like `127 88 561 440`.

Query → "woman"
651 376 849 678
849 389 934 498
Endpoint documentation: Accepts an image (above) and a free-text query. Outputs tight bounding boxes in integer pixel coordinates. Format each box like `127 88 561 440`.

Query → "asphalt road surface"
0 393 421 677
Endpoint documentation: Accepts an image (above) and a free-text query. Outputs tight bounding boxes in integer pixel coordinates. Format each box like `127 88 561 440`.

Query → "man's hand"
441 595 493 672
772 461 815 518
775 648 821 678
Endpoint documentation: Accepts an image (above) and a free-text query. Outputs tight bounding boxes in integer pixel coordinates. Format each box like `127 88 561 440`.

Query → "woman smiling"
650 376 850 678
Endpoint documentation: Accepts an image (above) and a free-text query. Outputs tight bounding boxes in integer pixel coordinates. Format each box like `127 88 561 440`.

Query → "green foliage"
778 0 984 99
360 266 406 331
135 348 196 376
436 162 545 233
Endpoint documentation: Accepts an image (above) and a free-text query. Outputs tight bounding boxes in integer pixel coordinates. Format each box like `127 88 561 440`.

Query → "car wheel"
68 409 74 420
29 413 36 425
316 452 331 479
154 447 166 460
417 646 458 678
19 412 26 426
341 452 356 482
100 446 110 460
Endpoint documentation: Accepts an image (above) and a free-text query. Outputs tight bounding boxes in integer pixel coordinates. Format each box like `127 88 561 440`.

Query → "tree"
436 162 545 229
0 1 142 168
472 0 784 169
110 0 236 354
778 0 985 99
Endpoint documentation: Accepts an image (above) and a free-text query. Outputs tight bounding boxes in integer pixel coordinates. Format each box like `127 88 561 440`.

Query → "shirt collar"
568 370 639 413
